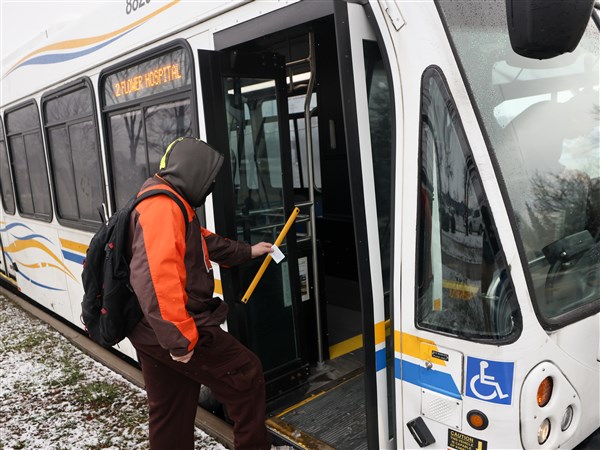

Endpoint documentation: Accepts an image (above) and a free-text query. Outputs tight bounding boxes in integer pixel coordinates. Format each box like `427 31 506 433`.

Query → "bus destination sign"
113 63 183 98
104 48 191 106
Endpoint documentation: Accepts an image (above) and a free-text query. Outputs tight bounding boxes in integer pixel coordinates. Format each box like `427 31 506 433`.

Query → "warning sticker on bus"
447 430 487 450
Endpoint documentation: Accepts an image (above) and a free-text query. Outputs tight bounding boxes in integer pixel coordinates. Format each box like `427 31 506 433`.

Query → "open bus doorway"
198 2 394 449
201 16 362 397
201 3 393 447
218 15 366 387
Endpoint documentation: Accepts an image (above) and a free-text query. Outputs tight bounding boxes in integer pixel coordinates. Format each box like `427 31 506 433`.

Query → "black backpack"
81 188 189 348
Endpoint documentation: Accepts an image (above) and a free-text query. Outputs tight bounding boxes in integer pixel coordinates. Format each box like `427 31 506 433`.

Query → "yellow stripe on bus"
395 331 446 366
375 320 387 345
4 239 76 281
329 334 363 359
59 238 88 254
329 320 389 359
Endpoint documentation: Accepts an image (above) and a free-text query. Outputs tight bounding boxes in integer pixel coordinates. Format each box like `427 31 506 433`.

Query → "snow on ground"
0 295 227 450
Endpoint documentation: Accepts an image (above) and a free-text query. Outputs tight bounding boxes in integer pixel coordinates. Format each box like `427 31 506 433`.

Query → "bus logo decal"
1 0 180 80
466 357 514 405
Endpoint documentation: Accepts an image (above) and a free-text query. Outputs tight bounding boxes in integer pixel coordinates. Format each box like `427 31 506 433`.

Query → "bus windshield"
438 0 600 325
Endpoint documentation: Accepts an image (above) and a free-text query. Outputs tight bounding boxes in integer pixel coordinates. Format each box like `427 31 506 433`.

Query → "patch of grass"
11 332 48 351
49 354 84 387
7 379 35 398
5 321 58 355
119 404 148 431
75 381 121 408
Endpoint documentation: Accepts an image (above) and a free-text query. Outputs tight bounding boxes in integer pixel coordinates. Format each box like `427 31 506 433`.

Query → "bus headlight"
537 376 553 407
538 418 551 444
521 362 582 449
561 406 573 431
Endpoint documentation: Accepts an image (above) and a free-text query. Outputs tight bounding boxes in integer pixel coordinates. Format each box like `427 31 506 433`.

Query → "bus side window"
43 80 105 230
0 118 15 214
5 102 52 221
101 45 194 211
416 67 520 341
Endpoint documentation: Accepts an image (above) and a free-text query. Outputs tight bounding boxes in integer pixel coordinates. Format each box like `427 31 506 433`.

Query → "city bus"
0 0 598 448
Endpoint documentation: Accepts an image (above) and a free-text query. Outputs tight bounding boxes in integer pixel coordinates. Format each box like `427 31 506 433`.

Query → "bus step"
267 370 367 450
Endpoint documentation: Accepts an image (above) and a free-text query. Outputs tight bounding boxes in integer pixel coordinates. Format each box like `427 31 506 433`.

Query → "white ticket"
270 245 285 264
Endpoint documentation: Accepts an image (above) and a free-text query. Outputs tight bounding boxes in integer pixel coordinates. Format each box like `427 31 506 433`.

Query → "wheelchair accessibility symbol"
465 357 514 405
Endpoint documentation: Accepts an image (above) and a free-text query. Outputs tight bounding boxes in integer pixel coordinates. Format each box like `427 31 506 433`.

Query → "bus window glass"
25 133 52 217
70 121 104 222
225 77 285 243
48 127 77 219
145 99 193 172
288 94 320 190
416 67 519 340
109 109 147 209
262 100 283 189
6 104 40 130
229 102 257 191
44 83 104 228
103 46 196 210
437 0 600 323
6 103 52 220
45 88 93 123
9 137 33 213
0 119 15 214
364 40 392 297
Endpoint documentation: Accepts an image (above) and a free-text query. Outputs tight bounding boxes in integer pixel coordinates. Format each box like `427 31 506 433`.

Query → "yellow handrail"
241 207 300 304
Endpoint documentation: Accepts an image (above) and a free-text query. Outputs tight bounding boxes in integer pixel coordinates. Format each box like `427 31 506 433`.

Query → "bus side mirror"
505 0 595 59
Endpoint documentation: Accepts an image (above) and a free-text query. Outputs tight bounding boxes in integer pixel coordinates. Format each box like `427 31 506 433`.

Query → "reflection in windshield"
416 67 519 340
438 0 600 322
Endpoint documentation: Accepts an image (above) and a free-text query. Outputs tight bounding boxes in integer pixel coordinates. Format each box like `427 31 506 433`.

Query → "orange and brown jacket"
127 138 251 357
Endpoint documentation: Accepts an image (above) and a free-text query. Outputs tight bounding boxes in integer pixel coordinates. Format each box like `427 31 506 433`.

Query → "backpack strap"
131 189 190 234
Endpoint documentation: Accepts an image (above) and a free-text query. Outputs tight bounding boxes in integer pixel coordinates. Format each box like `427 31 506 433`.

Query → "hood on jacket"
157 137 224 207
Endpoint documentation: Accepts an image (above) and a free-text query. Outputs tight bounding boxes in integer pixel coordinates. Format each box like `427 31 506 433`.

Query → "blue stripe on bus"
395 358 461 399
19 30 134 66
15 266 65 292
0 222 33 233
7 27 137 75
12 233 53 244
62 250 85 265
376 348 386 371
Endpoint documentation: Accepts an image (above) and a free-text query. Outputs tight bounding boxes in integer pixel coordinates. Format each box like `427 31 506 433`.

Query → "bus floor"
267 351 366 450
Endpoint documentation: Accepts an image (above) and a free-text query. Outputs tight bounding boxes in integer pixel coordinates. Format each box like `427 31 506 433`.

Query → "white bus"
1 0 598 448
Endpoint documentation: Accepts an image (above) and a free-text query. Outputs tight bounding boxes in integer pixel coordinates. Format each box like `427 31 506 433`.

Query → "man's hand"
170 349 194 363
251 242 273 258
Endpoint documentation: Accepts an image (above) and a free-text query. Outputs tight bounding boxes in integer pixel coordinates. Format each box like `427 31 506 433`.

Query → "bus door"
197 50 309 400
332 2 395 448
199 2 395 446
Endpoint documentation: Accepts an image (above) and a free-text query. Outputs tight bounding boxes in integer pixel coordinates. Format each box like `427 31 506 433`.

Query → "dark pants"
132 326 270 450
